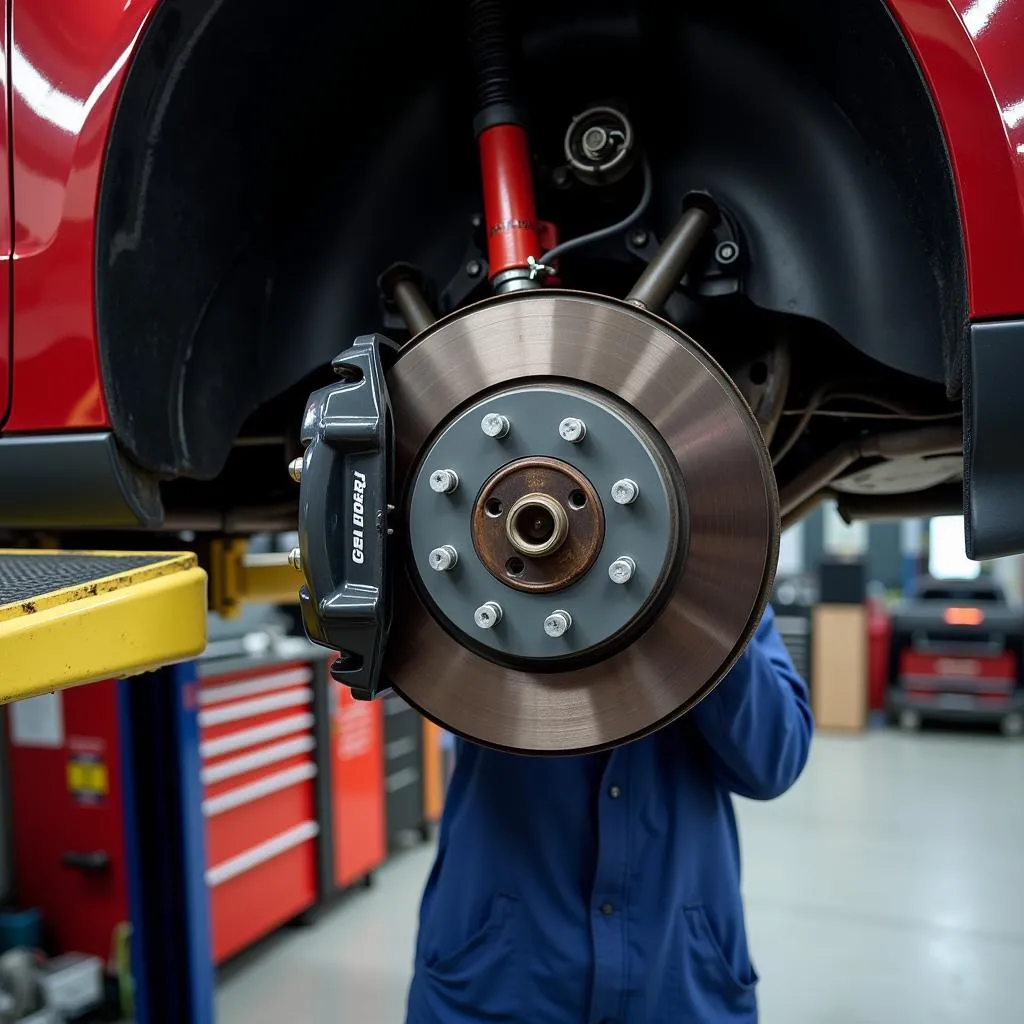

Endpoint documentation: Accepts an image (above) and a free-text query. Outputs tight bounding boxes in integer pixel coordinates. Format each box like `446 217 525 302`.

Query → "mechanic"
405 604 813 1024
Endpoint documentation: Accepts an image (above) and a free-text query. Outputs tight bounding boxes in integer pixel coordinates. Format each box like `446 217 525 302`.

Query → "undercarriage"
276 0 965 752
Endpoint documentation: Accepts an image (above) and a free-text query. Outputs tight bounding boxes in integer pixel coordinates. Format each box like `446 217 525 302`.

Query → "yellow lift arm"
0 550 208 702
207 538 303 618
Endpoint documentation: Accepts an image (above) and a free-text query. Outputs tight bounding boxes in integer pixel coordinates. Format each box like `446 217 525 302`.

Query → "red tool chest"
197 660 320 964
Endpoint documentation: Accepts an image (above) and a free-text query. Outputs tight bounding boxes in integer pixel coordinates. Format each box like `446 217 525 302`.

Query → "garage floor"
217 730 1024 1024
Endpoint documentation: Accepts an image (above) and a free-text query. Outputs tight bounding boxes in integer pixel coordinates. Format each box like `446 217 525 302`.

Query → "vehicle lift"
0 544 305 1024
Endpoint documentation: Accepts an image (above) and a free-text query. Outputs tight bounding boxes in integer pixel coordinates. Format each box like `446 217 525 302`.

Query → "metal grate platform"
0 552 163 608
0 549 208 701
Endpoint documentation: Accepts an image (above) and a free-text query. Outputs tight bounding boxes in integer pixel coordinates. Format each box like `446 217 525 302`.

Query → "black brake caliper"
297 334 397 700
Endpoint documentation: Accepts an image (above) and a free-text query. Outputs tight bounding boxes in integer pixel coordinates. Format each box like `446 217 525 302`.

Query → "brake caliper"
296 334 397 700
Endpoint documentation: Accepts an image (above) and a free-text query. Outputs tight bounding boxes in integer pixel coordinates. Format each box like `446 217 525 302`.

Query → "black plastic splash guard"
297 334 398 700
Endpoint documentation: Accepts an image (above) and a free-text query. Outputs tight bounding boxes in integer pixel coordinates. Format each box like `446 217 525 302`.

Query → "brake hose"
538 158 654 270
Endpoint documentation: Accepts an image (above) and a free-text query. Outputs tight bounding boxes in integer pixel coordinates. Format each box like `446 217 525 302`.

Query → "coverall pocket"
413 893 524 1022
682 904 758 1013
425 892 519 976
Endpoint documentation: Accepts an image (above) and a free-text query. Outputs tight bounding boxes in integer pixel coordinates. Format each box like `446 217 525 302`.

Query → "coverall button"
608 785 621 799
600 902 614 915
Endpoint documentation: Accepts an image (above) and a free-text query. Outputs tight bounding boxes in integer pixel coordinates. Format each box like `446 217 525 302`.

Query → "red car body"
0 0 1023 552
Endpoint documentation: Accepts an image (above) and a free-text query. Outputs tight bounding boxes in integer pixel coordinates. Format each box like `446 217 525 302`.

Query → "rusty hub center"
472 456 604 593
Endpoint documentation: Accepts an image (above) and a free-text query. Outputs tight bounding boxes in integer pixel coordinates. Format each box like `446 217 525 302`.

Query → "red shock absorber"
478 123 542 288
467 0 544 291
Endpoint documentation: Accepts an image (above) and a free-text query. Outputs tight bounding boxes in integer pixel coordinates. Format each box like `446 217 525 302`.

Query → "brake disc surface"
385 290 779 754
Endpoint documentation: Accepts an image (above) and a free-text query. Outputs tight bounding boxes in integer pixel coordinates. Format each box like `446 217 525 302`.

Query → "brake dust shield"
385 290 778 754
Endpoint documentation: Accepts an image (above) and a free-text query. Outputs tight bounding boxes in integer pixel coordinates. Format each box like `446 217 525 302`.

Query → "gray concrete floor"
217 730 1024 1023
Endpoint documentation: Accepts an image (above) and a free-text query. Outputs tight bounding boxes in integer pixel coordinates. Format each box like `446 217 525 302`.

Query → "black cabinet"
383 693 425 849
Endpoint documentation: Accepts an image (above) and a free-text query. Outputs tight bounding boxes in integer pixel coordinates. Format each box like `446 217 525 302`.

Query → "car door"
0 0 11 428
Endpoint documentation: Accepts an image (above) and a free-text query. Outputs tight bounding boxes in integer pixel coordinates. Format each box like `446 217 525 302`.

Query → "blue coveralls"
406 605 813 1024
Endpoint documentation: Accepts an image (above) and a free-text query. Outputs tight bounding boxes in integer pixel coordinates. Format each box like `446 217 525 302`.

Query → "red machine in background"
867 593 893 713
887 577 1024 735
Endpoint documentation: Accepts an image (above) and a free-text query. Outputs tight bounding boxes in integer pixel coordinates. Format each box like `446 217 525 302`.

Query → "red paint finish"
331 678 386 888
210 846 318 965
4 0 159 431
205 784 317 868
479 124 541 280
888 0 1024 317
7 680 130 960
0 0 11 426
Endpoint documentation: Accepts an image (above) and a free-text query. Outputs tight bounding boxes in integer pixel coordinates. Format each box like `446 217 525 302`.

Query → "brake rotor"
385 290 779 754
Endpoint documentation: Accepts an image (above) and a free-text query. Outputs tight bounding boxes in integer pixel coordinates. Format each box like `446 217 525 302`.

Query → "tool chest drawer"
198 661 319 964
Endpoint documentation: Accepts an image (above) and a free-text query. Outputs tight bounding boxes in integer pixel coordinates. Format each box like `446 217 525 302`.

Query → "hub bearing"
385 290 779 755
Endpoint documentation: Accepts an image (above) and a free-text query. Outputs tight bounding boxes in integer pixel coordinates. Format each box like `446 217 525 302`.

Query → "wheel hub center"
472 456 604 593
506 494 567 556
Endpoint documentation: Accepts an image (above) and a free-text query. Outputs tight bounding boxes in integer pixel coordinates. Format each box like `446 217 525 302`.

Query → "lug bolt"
287 457 303 483
481 413 510 439
474 601 503 629
611 478 639 505
428 545 459 572
543 610 573 638
608 556 636 585
288 547 302 571
558 417 587 443
429 469 459 495
630 228 649 247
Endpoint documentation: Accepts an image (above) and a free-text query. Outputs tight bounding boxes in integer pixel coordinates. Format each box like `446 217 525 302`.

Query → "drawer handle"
61 850 110 873
206 821 319 887
199 666 313 706
198 687 312 727
202 735 315 784
200 712 315 759
203 761 317 817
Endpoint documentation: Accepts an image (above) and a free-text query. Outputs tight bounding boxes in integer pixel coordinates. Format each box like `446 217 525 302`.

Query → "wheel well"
96 0 964 482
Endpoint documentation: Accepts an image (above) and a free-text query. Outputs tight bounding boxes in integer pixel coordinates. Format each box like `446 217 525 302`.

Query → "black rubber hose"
467 0 523 130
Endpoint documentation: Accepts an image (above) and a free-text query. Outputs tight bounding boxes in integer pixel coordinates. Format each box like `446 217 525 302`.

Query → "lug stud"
608 556 636 585
543 610 573 638
429 469 459 495
474 601 503 629
287 457 303 483
428 545 459 572
288 547 302 571
611 478 639 505
481 413 510 439
558 417 587 443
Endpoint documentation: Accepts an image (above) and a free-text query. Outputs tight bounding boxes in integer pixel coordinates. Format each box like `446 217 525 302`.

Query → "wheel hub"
407 383 680 669
474 457 601 591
